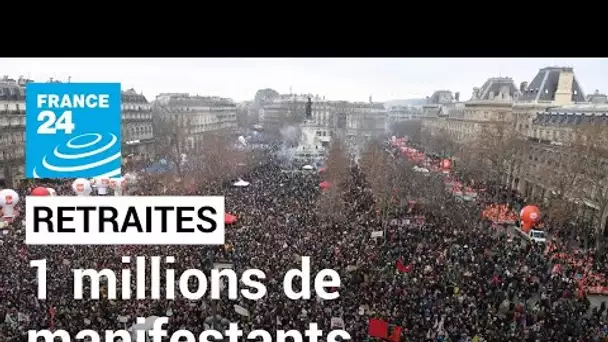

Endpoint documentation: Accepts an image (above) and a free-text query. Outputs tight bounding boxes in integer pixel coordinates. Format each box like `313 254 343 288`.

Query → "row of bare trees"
152 115 249 186
421 119 608 251
316 138 351 224
358 140 455 227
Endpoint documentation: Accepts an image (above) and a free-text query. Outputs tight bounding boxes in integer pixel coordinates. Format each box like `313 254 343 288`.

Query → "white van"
515 226 547 244
529 229 547 243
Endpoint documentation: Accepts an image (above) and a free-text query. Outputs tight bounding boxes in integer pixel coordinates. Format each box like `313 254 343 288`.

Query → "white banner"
234 304 250 317
371 231 384 238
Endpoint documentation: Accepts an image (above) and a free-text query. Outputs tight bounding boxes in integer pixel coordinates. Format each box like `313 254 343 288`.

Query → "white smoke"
280 125 300 147
277 146 297 163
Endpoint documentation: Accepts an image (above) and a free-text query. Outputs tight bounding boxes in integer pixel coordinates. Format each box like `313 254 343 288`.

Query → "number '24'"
37 110 75 134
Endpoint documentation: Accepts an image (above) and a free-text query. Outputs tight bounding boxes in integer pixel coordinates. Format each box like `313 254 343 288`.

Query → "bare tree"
360 141 398 223
570 123 608 252
469 122 525 194
152 114 192 176
198 132 246 183
421 127 458 157
316 138 350 224
540 147 581 228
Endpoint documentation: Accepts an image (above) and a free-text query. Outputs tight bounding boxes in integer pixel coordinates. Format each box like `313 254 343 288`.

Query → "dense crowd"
1 147 608 342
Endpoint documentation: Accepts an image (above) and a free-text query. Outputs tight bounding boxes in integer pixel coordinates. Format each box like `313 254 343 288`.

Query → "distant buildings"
121 89 154 160
261 94 388 158
152 93 237 151
387 105 422 126
420 66 607 228
424 77 519 145
0 76 29 186
331 100 386 157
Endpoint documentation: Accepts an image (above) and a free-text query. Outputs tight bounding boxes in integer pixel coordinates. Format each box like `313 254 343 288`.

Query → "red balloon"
521 221 534 233
31 187 50 196
520 205 541 231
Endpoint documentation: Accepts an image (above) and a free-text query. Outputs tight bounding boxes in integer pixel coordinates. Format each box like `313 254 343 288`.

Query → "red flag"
49 306 56 329
388 325 402 342
368 318 388 339
396 258 412 273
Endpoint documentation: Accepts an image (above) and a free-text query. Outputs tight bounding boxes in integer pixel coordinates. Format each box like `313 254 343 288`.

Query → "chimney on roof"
554 68 574 106
454 92 460 102
520 81 528 93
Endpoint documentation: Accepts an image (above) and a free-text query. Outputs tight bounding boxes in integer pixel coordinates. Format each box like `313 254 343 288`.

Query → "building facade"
331 100 387 158
387 105 423 127
421 90 458 118
152 93 237 152
510 66 587 197
420 67 597 205
261 94 320 133
0 76 28 186
263 94 387 158
422 78 519 145
121 89 154 161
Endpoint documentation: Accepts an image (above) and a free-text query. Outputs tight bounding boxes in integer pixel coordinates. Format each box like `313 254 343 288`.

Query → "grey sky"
2 58 606 102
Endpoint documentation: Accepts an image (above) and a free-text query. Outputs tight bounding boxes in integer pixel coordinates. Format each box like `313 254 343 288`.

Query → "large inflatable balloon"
46 188 57 197
520 205 541 233
0 189 20 219
72 178 92 196
94 177 110 195
31 187 50 196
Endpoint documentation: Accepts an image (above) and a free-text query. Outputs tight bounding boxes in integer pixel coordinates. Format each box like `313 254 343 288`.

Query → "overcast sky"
2 58 606 102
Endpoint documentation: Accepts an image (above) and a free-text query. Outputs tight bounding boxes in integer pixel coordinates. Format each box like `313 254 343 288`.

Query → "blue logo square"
25 83 122 179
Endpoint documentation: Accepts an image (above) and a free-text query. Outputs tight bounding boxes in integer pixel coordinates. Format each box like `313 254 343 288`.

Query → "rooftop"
0 82 25 101
154 93 235 108
471 77 519 102
427 90 454 105
122 88 149 104
518 66 586 103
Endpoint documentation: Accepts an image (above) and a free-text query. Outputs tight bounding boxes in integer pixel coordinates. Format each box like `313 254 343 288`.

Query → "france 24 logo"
25 83 122 179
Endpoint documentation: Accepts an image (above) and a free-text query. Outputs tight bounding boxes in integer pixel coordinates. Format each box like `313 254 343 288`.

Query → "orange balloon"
521 221 534 233
520 205 541 227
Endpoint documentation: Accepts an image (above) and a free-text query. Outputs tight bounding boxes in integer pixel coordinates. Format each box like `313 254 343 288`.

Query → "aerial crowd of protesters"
1 138 608 342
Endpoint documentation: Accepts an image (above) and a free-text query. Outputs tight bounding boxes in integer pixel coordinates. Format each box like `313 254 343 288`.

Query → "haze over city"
3 58 608 102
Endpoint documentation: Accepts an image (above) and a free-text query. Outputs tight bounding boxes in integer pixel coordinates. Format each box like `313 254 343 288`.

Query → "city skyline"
3 58 608 103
